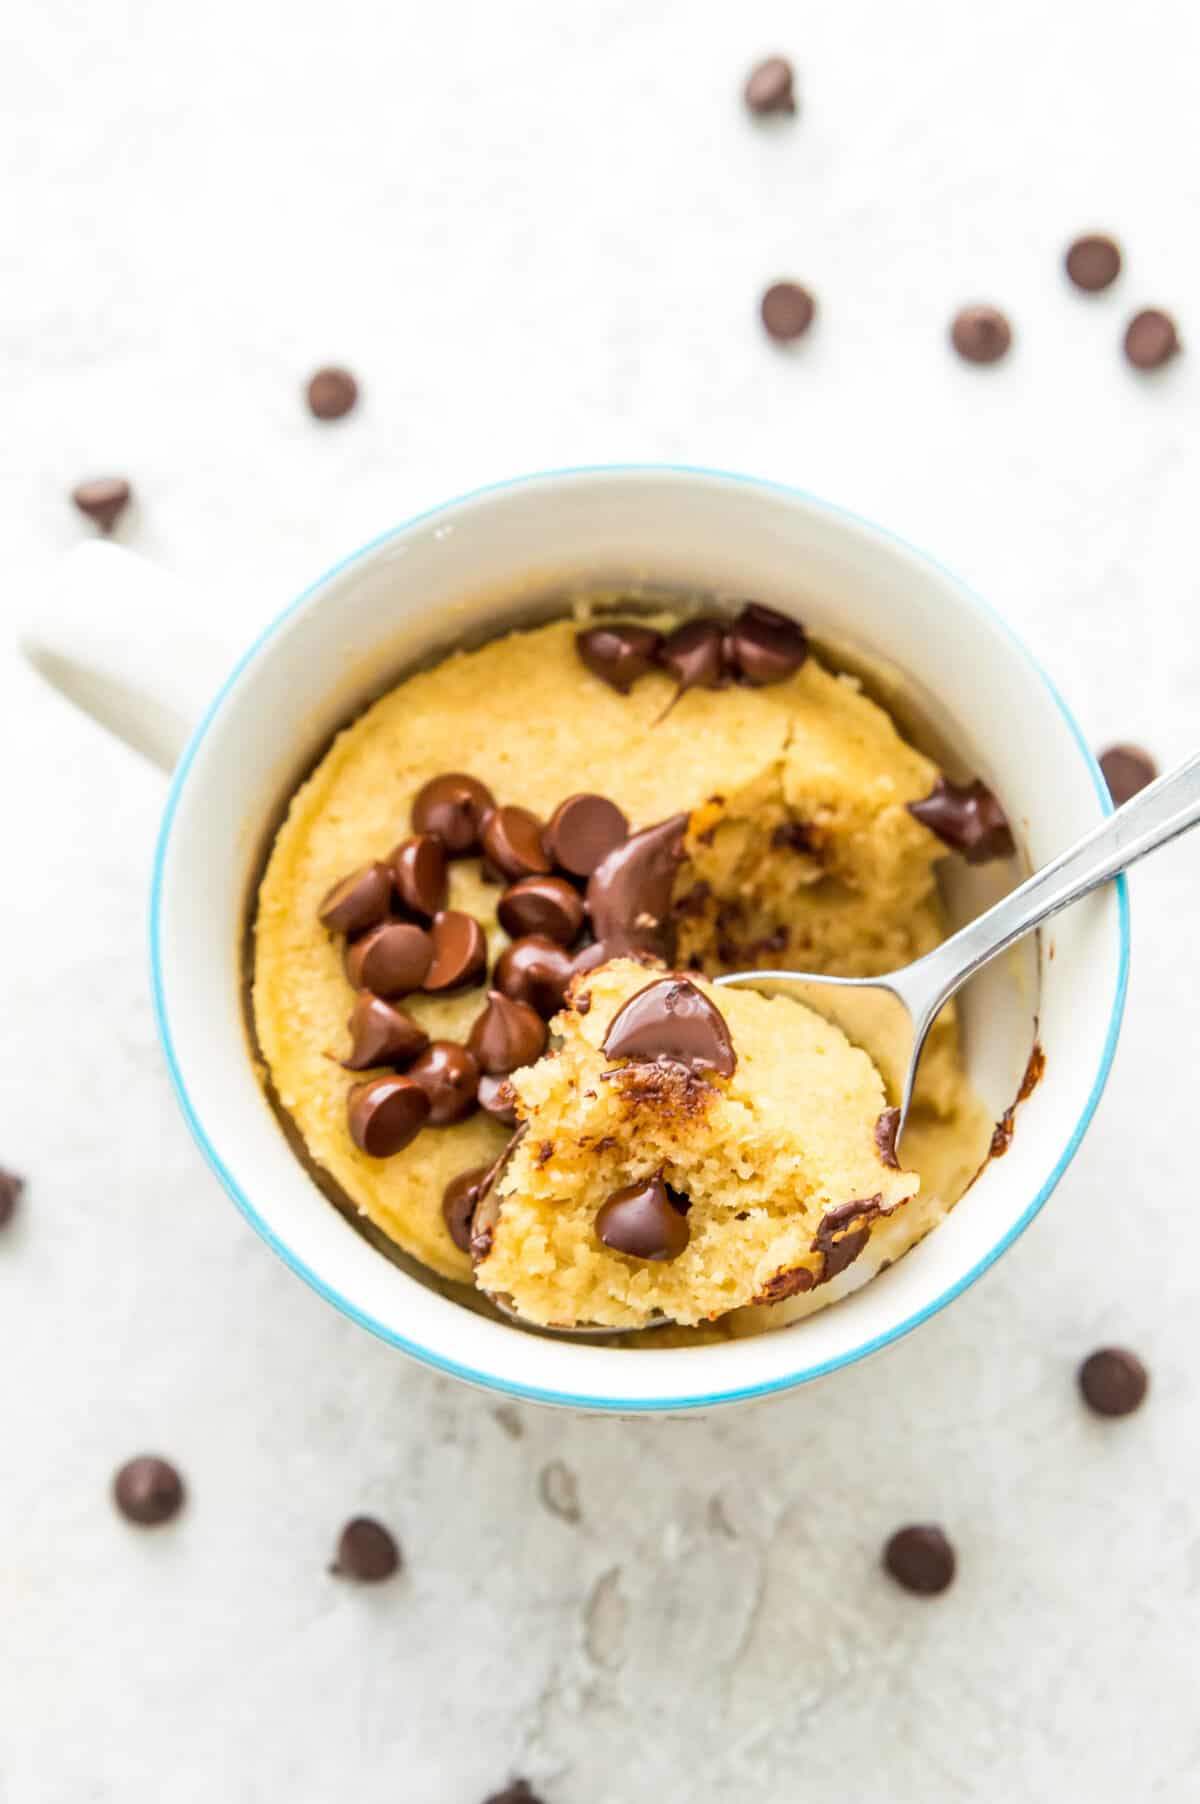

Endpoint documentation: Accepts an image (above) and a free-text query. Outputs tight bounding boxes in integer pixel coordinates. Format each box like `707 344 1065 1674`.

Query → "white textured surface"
3 2 1200 1799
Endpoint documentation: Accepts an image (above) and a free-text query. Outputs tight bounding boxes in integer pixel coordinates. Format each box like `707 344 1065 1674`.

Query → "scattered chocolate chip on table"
331 1516 401 1581
305 365 359 419
71 476 132 532
950 305 1012 364
0 1167 23 1228
883 1523 956 1595
1098 744 1157 806
760 281 816 343
744 54 796 116
113 1456 186 1526
1123 309 1181 370
1065 233 1122 293
1078 1347 1149 1417
484 1783 543 1804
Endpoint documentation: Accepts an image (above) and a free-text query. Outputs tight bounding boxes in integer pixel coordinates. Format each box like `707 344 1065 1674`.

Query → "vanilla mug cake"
252 600 1008 1335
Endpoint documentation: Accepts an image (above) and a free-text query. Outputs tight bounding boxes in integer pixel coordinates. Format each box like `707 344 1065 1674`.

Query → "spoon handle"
911 750 1200 1018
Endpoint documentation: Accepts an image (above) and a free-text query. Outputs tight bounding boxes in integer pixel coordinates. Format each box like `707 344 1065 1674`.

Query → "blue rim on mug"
149 466 1130 1412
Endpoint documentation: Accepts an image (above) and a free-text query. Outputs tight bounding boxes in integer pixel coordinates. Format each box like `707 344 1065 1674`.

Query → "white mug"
22 467 1127 1413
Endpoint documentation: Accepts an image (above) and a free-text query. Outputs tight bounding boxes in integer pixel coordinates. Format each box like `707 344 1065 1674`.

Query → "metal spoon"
717 750 1200 1143
495 752 1200 1337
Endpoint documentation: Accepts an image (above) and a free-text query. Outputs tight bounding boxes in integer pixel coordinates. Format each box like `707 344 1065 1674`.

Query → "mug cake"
251 600 1008 1333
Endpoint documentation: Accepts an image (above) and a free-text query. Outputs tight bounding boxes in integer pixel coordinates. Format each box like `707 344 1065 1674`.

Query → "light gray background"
3 3 1199 1800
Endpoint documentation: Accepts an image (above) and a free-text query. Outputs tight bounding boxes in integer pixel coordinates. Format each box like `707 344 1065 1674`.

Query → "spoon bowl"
499 750 1200 1334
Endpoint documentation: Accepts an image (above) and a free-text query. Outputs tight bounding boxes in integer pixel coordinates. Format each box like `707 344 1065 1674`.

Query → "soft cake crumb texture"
478 961 920 1328
252 613 992 1315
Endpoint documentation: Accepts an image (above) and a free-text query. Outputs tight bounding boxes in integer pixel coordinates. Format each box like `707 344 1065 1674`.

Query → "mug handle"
20 542 236 772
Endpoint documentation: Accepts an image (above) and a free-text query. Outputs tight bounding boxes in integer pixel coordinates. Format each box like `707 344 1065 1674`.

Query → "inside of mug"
238 584 1035 1331
156 472 1121 1405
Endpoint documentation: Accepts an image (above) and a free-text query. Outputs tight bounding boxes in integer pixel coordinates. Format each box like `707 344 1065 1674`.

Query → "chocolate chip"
874 1108 901 1170
71 476 132 532
757 1265 816 1303
407 1041 480 1124
603 977 736 1077
1124 308 1181 370
586 812 688 957
319 862 394 936
744 54 795 115
1098 744 1157 806
342 993 429 1071
595 1171 690 1262
498 875 585 945
332 1517 400 1581
772 820 816 855
760 281 815 342
576 623 663 693
823 1226 870 1280
347 1075 431 1155
908 776 1015 864
442 1166 490 1254
950 305 1012 364
493 935 574 1018
657 618 730 701
1079 1346 1148 1417
412 773 496 855
424 910 487 992
813 1195 885 1248
0 1167 23 1229
389 835 448 919
477 1073 519 1125
469 1126 528 1260
811 1195 887 1282
344 921 434 996
468 991 547 1075
306 366 359 419
725 602 807 686
570 937 610 974
481 806 552 882
113 1456 185 1526
484 1784 542 1804
883 1524 956 1595
543 793 628 877
1065 233 1122 293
